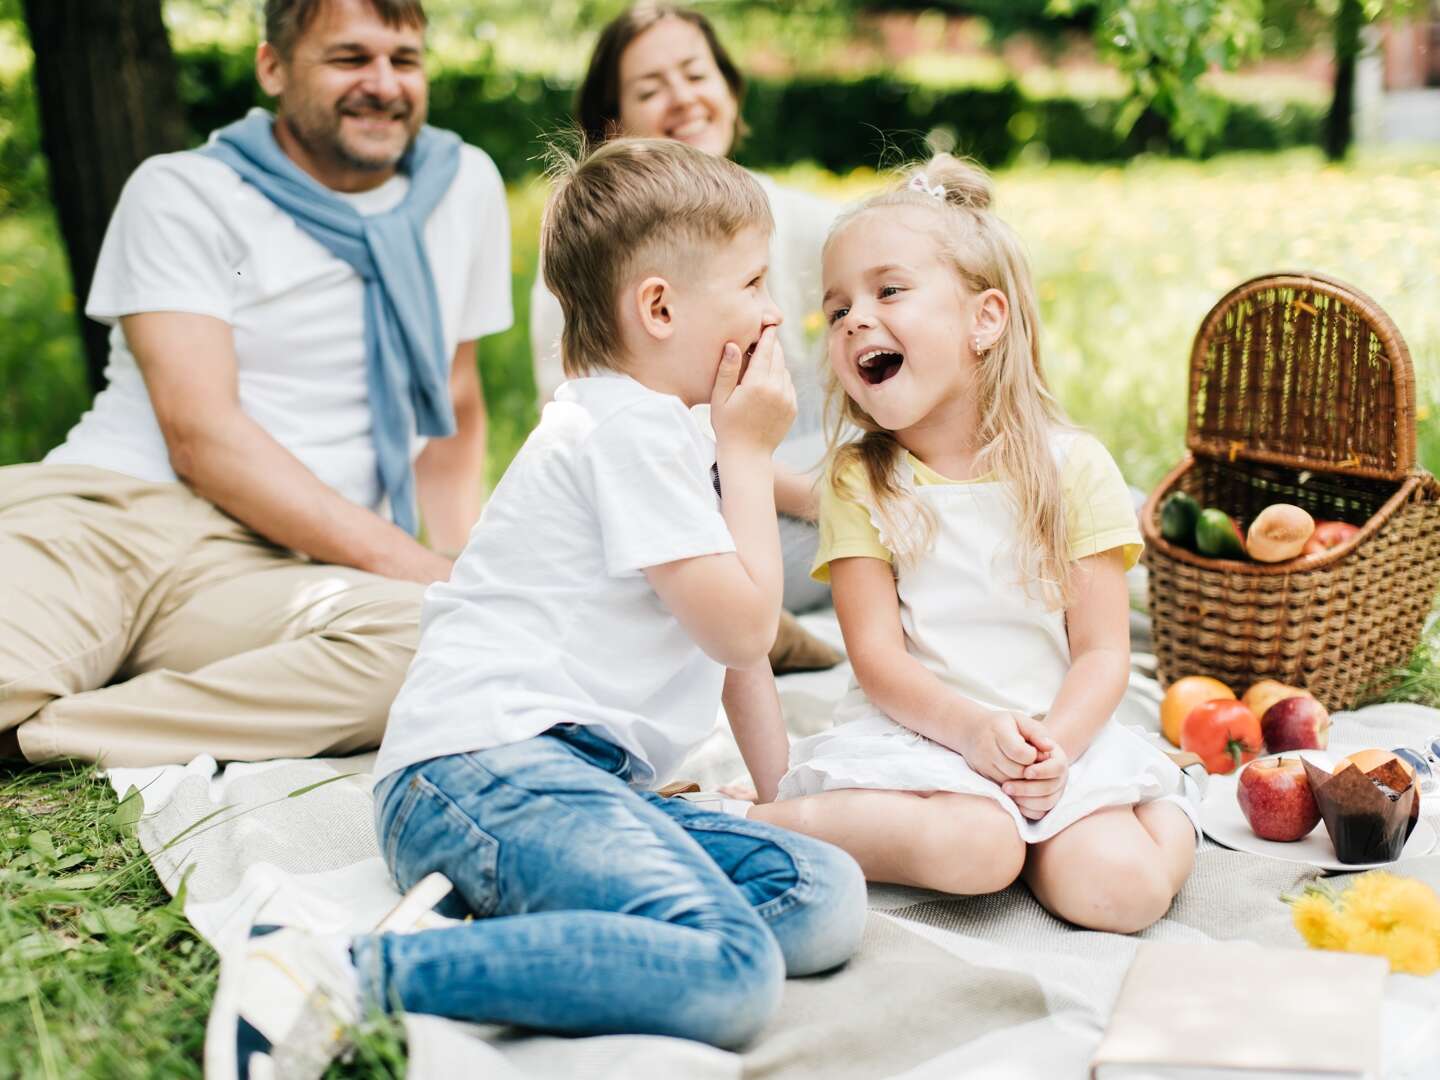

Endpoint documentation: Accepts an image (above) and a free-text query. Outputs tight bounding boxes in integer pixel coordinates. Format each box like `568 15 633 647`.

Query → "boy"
207 138 866 1079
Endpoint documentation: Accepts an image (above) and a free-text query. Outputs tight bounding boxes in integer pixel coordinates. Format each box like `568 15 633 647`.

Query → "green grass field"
2 147 1439 1076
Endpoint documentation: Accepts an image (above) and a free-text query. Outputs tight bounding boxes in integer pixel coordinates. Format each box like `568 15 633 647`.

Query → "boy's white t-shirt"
45 141 513 512
375 374 737 787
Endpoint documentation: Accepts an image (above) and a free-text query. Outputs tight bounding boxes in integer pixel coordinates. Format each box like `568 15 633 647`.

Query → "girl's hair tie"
907 172 945 200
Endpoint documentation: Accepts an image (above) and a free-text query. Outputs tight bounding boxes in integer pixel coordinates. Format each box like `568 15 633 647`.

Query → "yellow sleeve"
1063 434 1144 570
810 462 894 584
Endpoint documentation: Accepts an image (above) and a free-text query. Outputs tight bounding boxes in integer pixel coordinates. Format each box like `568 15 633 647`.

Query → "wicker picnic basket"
1140 271 1440 711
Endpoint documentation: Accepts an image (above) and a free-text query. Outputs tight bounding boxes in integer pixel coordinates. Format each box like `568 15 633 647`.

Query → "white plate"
1200 747 1438 872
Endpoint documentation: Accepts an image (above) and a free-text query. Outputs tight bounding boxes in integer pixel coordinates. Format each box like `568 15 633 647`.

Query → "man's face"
259 0 427 189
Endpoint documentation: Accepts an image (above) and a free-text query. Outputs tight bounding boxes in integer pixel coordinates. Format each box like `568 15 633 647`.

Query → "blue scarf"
201 108 462 535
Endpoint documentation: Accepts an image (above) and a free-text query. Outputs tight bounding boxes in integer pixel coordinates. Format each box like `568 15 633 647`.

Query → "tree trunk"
1324 0 1364 162
21 0 187 393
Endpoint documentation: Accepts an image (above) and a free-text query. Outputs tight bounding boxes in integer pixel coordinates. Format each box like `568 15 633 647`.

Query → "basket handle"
1186 272 1416 482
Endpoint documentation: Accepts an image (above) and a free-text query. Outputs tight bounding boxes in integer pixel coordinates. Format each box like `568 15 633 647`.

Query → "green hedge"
0 45 1325 212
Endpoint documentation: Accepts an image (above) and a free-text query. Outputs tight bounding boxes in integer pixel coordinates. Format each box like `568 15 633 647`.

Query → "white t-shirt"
530 172 837 476
375 374 737 787
46 140 513 512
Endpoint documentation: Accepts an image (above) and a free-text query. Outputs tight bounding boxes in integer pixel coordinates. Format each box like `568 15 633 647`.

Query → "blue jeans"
358 725 867 1048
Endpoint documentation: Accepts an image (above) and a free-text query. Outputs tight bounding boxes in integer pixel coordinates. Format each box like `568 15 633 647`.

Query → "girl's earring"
973 336 987 357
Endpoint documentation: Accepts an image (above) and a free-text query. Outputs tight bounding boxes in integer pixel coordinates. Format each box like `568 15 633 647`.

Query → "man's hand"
710 326 796 457
371 546 454 585
1003 716 1069 820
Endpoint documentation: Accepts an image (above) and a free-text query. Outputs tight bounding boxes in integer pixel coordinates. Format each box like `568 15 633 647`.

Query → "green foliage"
1051 0 1265 153
0 213 87 466
0 765 218 1079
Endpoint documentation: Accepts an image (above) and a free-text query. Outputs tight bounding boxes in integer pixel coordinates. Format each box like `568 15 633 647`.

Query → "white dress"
776 437 1201 843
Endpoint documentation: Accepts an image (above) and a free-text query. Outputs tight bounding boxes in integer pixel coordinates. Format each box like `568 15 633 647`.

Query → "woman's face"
616 16 739 158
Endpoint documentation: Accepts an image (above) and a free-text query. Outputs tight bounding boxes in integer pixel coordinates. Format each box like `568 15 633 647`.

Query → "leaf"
52 872 108 891
51 852 87 871
28 830 55 862
108 785 143 834
5 931 80 962
0 976 31 1005
286 772 359 799
81 905 140 937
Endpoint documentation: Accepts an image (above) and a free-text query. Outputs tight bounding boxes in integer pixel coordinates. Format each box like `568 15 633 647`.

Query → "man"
0 0 510 767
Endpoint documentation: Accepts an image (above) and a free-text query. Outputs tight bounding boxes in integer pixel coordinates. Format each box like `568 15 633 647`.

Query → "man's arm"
124 310 452 583
415 339 486 554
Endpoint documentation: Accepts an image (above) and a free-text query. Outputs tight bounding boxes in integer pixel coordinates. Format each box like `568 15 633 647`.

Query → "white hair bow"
907 172 945 200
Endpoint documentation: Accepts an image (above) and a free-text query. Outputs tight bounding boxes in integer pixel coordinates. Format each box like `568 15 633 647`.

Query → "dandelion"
1286 871 1440 976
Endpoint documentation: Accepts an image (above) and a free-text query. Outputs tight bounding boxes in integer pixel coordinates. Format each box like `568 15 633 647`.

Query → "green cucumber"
1159 491 1200 545
1195 508 1247 559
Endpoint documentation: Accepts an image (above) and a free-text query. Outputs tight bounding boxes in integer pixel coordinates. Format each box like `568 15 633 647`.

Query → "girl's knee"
918 802 1025 895
1044 849 1178 934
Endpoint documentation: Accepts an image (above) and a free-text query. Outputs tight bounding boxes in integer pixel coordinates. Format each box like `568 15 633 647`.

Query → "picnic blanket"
107 610 1440 1079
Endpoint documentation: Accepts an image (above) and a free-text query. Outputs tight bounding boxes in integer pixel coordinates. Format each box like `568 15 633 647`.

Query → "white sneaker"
204 872 455 1080
671 791 754 817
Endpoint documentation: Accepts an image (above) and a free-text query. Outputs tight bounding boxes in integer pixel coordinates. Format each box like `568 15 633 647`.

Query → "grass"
2 146 1440 1073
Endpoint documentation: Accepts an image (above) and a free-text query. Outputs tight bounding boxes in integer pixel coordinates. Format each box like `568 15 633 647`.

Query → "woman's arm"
1042 549 1132 761
830 556 1038 779
774 463 819 521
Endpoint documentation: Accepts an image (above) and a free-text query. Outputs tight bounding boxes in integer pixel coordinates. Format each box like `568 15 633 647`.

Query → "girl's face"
616 17 739 158
822 207 996 436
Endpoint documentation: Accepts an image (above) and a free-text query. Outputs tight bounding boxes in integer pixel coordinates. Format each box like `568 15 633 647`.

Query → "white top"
375 374 737 787
778 432 1196 843
46 141 514 512
529 172 838 476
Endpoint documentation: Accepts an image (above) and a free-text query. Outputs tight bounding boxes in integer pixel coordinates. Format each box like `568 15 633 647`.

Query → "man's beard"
283 91 421 174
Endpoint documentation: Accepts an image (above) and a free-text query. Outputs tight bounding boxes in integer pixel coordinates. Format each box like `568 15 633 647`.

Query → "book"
1090 941 1388 1079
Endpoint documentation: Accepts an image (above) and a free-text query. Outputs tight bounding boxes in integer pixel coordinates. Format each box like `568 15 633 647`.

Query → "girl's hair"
576 3 748 149
825 154 1077 607
540 135 772 378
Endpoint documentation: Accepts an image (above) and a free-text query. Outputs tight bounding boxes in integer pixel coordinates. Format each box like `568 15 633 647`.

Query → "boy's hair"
541 136 773 378
577 4 748 148
264 0 427 59
824 154 1077 607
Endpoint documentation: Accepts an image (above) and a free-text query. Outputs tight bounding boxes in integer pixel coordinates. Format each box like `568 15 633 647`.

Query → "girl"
749 155 1199 934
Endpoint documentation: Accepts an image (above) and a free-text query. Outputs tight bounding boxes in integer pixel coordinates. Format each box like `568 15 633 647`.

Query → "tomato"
1159 675 1234 747
1181 700 1263 774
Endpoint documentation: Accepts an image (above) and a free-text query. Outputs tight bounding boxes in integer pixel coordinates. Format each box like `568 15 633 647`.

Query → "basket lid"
1186 272 1417 481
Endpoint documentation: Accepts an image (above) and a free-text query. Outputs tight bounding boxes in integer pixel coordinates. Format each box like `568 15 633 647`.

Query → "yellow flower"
1290 891 1342 950
1382 926 1440 976
1289 872 1440 976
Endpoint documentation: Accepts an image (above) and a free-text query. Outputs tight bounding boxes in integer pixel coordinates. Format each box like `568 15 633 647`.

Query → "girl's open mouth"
857 350 904 385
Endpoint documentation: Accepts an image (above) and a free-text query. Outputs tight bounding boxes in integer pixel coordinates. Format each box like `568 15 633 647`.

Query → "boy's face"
667 225 781 406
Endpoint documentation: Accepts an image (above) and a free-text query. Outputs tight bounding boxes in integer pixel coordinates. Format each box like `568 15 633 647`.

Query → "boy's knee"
689 930 785 1048
782 843 868 976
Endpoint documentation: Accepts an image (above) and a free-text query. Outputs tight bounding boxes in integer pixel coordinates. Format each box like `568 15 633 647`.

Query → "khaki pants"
0 464 424 767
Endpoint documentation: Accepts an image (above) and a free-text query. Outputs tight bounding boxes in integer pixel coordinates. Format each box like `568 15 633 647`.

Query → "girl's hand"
1003 730 1070 821
958 708 1041 784
710 326 796 456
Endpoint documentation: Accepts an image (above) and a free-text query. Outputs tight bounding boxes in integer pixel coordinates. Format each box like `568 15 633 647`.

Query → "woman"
531 3 840 635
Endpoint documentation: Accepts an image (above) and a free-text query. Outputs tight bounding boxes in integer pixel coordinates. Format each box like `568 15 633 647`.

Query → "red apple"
1302 520 1359 557
1237 757 1321 841
1260 695 1331 752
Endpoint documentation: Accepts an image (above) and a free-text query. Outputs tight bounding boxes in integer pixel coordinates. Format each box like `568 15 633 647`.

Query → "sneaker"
205 872 454 1080
670 791 753 817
